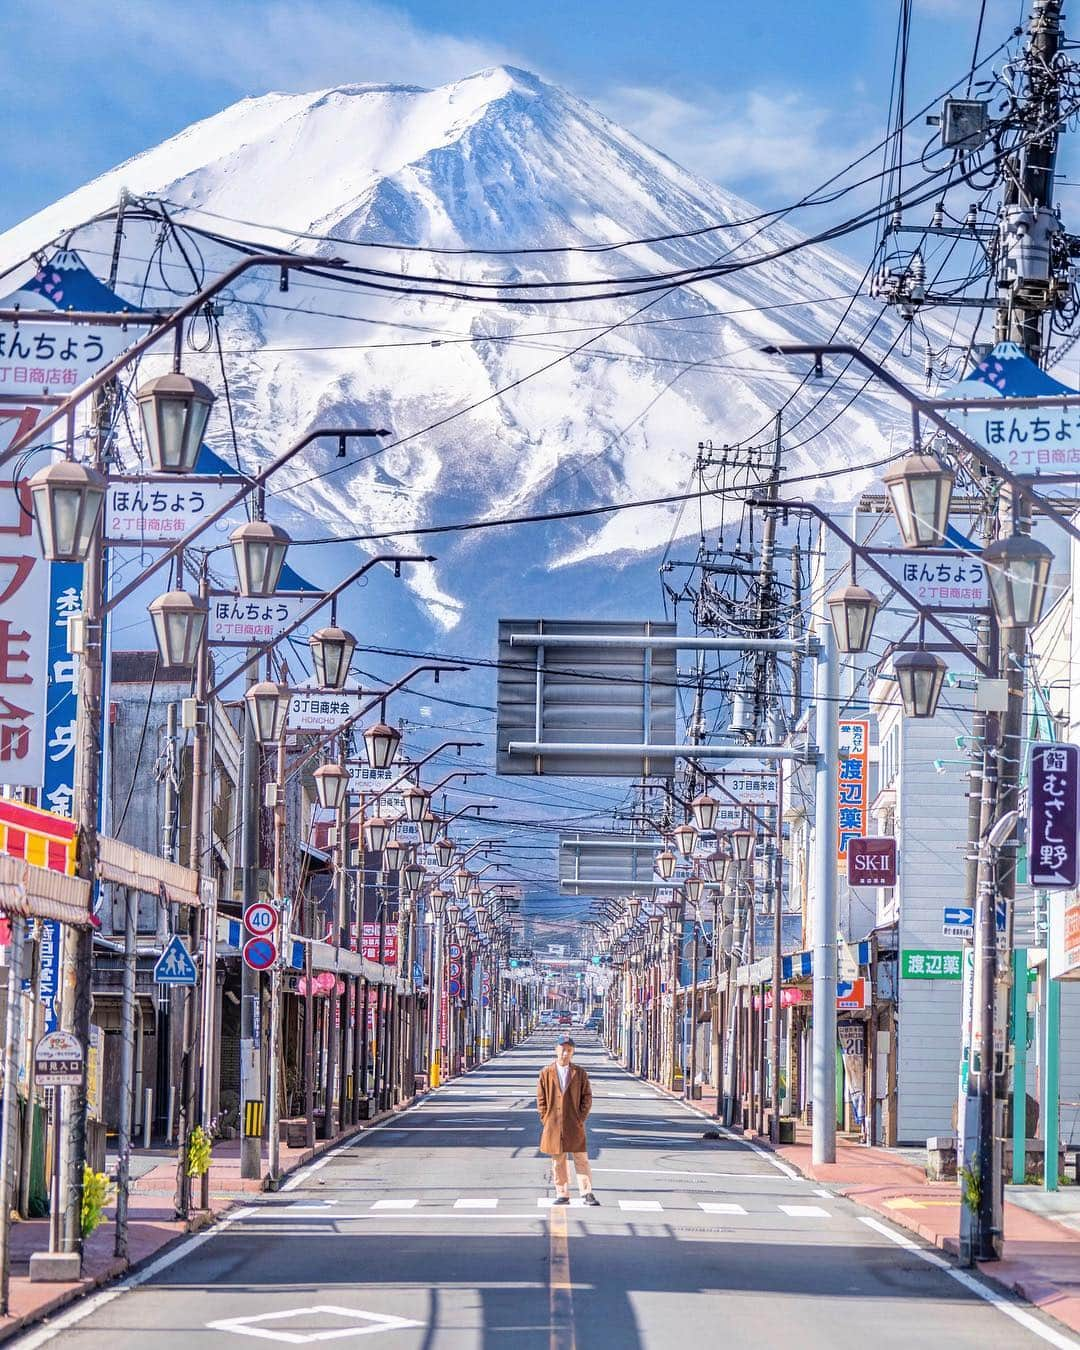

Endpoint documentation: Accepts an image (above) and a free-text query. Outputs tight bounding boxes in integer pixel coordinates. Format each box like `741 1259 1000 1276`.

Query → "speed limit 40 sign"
244 902 278 938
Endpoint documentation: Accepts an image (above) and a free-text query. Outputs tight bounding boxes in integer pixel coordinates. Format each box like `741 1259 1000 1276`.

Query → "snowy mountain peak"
0 69 914 637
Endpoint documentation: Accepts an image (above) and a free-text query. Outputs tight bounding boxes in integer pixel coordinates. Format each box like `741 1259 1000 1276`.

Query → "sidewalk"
667 1082 1080 1339
0 1096 420 1344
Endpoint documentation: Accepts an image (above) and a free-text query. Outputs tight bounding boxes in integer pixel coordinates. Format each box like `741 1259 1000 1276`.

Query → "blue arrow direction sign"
944 905 975 928
154 935 197 986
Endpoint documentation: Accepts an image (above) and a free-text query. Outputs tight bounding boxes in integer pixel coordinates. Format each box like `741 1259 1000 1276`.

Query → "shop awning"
0 853 92 927
782 939 871 981
97 836 203 907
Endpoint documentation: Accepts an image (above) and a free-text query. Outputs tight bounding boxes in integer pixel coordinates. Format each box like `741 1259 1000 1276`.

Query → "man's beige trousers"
552 1152 593 1196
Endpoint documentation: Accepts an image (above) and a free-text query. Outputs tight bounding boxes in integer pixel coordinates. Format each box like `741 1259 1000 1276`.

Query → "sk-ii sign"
1029 743 1080 889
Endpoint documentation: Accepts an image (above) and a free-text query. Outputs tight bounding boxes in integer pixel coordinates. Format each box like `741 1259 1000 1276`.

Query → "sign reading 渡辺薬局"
837 720 869 862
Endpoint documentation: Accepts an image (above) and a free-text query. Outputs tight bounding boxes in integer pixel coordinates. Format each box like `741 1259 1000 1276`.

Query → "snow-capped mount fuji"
0 66 916 634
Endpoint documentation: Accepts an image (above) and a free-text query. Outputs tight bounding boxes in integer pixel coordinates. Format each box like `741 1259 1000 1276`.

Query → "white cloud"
600 83 864 203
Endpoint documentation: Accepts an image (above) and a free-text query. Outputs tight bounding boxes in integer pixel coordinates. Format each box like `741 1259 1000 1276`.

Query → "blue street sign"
944 905 975 928
154 935 197 986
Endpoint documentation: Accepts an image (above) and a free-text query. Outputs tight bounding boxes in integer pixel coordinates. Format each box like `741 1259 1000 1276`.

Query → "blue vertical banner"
38 561 82 1031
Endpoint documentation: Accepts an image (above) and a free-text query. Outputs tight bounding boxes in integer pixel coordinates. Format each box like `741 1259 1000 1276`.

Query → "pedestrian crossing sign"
154 935 197 986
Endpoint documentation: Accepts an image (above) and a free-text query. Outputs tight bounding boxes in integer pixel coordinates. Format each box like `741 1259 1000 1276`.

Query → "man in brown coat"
536 1035 600 1205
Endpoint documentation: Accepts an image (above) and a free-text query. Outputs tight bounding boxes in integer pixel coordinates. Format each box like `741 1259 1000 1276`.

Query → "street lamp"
364 815 391 853
434 837 456 869
27 460 107 563
701 850 729 885
309 626 357 690
684 874 705 907
827 584 881 655
382 838 407 873
402 784 430 822
446 902 462 928
981 533 1054 629
690 793 720 832
731 827 756 864
893 649 947 719
418 813 440 845
626 896 642 921
244 681 291 743
313 762 349 812
655 849 676 881
135 372 215 474
363 721 401 770
230 520 290 597
402 862 425 895
672 822 697 857
453 868 472 900
148 589 207 668
882 452 954 548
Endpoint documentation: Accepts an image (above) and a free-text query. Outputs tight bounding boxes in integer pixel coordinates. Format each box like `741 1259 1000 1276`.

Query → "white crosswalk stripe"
454 1198 499 1209
779 1205 830 1218
371 1199 418 1210
698 1202 747 1215
618 1200 663 1212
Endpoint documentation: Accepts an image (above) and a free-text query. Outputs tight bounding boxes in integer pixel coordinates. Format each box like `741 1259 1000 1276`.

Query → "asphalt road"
16 1035 1076 1349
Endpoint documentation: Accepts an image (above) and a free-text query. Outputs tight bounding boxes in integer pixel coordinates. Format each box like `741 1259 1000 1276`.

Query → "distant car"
558 1012 572 1026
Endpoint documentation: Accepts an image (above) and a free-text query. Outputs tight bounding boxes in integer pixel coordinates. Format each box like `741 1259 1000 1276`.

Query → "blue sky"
0 0 1033 236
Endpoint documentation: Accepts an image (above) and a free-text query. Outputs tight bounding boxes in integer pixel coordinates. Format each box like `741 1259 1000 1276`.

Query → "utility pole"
965 0 1065 1263
239 660 262 1181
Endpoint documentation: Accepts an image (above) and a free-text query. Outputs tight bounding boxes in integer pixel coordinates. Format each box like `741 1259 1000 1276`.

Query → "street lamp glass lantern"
453 868 472 899
684 874 704 906
626 896 642 921
364 815 391 853
446 902 462 928
430 889 449 917
827 584 881 655
28 461 107 563
672 822 697 857
309 626 356 690
313 763 349 812
882 453 954 548
136 372 214 474
244 681 291 743
433 836 456 869
690 793 720 832
230 520 290 598
418 812 440 845
402 784 430 822
981 534 1054 629
655 849 676 880
731 827 756 863
363 721 401 770
148 589 207 668
893 649 947 718
702 850 729 884
382 838 407 872
402 862 425 894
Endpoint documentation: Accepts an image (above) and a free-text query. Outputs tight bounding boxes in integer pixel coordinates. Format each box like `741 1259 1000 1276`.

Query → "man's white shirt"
556 1063 570 1092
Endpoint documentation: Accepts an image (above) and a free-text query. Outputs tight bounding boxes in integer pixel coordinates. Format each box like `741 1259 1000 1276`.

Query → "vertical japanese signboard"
837 719 869 862
1029 742 1080 888
0 484 49 784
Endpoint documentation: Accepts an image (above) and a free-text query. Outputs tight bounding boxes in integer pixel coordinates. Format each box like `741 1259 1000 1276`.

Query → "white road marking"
618 1200 664 1212
779 1205 830 1218
370 1199 418 1210
813 1188 833 1199
206 1304 423 1342
699 1202 747 1215
858 1217 1077 1349
591 1167 764 1180
454 1198 499 1209
11 1207 257 1348
384 1126 521 1133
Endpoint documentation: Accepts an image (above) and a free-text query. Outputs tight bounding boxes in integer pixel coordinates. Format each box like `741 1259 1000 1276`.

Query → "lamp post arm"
444 804 499 828
2 252 365 468
204 553 435 698
762 341 1080 547
753 496 992 676
104 429 393 616
361 742 484 812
